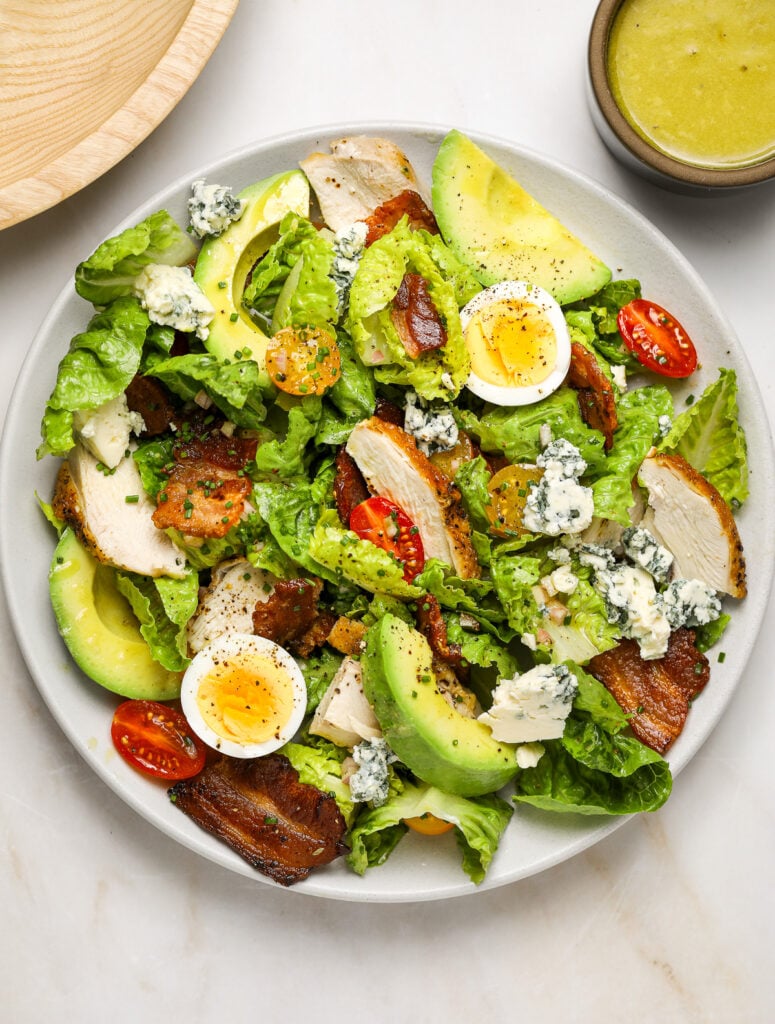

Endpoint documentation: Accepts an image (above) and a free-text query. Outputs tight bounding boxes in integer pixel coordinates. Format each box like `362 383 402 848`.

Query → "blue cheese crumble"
134 264 214 340
404 390 458 456
522 438 594 536
661 578 722 629
188 179 244 238
348 737 397 807
622 526 674 583
478 663 578 743
331 221 368 313
594 564 671 660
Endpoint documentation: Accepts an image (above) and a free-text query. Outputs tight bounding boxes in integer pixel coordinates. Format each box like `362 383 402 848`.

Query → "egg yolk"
464 298 557 388
196 652 295 746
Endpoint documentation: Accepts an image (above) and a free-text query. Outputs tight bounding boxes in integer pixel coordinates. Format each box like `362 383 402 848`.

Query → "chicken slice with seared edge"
345 416 480 579
300 136 431 232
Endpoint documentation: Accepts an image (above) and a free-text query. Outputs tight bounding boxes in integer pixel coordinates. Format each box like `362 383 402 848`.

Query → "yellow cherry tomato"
404 813 456 836
266 325 340 396
486 463 544 538
428 431 477 481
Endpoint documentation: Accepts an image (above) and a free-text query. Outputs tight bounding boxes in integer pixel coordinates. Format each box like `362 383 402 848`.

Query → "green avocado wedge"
431 129 611 304
49 530 182 700
362 614 518 797
193 170 310 369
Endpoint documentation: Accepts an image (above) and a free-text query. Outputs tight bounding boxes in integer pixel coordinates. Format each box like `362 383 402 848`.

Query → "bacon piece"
390 273 447 359
333 448 370 525
364 189 439 246
152 418 257 539
168 755 348 886
588 628 710 753
374 396 404 426
252 577 323 648
124 375 177 436
416 594 463 667
290 611 338 659
566 342 618 450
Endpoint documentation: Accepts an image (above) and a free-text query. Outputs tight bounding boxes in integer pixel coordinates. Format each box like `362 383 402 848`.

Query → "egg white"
180 632 307 759
460 280 571 406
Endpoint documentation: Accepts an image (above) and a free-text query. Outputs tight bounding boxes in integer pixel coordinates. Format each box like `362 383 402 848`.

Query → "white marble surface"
1 1 774 1020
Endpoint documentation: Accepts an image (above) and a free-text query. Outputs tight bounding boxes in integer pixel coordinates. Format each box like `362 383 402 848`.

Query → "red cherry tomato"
617 299 698 378
349 496 425 582
111 700 207 781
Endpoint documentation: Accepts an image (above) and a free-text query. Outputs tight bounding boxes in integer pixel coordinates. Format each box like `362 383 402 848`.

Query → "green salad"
39 130 748 888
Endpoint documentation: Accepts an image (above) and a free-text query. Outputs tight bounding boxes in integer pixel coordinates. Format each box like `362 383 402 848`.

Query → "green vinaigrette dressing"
607 0 775 169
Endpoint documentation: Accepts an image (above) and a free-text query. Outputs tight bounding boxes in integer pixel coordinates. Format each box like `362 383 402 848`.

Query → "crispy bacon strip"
567 342 618 450
290 611 338 658
364 189 439 246
252 577 323 648
588 628 710 753
374 396 404 426
390 273 447 359
152 418 257 538
168 755 348 886
416 594 463 667
125 375 177 436
333 448 371 525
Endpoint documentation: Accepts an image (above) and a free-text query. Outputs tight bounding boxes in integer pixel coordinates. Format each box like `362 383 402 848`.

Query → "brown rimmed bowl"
587 0 775 193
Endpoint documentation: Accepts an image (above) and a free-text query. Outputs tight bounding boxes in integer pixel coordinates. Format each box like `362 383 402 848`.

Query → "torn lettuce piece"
346 219 470 401
145 351 268 429
564 278 642 369
75 210 198 306
114 569 199 672
588 383 673 523
242 211 338 332
37 297 150 460
658 368 748 507
347 781 513 884
282 739 357 826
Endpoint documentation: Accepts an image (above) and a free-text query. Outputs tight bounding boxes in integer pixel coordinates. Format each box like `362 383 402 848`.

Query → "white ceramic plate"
2 123 774 903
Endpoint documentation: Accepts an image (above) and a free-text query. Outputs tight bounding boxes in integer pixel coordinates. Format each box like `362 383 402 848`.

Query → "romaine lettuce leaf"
589 384 674 523
282 739 357 826
347 781 513 884
347 219 471 400
308 509 421 598
658 368 748 506
456 386 607 477
114 569 199 672
145 351 268 428
75 211 197 305
242 212 338 332
254 397 321 478
251 478 335 581
564 278 642 369
314 335 376 445
37 297 150 460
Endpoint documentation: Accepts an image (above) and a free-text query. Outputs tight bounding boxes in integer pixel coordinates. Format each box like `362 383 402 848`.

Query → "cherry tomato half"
111 700 207 781
266 325 341 395
404 813 455 836
486 463 544 538
617 299 698 378
349 495 425 582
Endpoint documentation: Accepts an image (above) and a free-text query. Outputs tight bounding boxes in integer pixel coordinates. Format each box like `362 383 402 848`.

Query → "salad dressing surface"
607 0 775 169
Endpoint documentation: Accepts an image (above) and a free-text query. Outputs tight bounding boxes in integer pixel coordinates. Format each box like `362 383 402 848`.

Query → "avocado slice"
49 529 182 700
362 614 518 797
431 129 611 304
193 170 310 370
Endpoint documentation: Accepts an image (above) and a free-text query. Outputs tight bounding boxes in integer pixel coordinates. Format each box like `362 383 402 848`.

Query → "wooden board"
0 0 239 230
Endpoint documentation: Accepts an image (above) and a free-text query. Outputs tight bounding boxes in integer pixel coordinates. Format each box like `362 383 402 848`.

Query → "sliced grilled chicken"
345 417 480 579
310 656 382 748
187 558 275 654
299 136 430 232
638 451 746 598
52 444 186 578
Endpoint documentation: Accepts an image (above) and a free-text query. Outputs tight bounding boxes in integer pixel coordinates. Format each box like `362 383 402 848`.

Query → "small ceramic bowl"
587 0 775 193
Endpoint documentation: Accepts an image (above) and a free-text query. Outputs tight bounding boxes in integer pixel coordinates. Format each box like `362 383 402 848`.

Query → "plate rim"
0 0 239 231
2 119 774 903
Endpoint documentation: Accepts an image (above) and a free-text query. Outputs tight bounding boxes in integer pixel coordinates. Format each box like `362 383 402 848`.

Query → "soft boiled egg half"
460 280 571 405
181 633 307 758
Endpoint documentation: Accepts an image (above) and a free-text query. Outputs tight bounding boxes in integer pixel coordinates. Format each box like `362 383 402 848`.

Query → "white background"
2 2 774 1021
